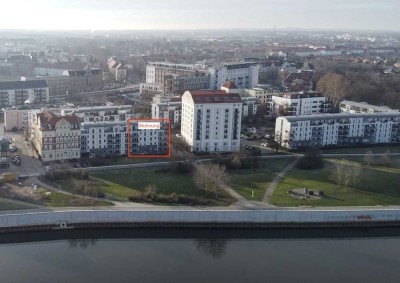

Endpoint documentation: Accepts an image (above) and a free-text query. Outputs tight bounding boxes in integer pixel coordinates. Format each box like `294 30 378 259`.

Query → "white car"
260 142 268 147
175 134 182 137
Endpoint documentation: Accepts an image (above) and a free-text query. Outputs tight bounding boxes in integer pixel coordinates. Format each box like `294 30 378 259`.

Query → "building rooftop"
0 80 48 90
81 121 127 128
280 112 400 122
188 90 242 104
340 100 398 112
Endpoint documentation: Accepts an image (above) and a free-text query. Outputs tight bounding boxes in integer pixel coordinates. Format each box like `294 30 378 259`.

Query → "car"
81 162 88 167
240 134 247 138
261 142 268 147
175 134 182 137
9 147 17 153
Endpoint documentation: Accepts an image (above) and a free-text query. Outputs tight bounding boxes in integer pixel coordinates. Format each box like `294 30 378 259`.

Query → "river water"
0 228 399 283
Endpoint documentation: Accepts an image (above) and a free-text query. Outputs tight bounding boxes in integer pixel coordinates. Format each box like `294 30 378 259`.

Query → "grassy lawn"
0 198 35 211
230 159 295 201
270 159 400 207
93 168 235 206
37 189 112 207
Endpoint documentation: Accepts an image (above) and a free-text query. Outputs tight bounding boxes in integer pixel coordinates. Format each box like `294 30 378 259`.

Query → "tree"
350 167 362 189
380 150 392 166
332 160 345 188
296 147 324 170
316 72 345 110
363 150 374 167
194 163 229 198
230 154 242 170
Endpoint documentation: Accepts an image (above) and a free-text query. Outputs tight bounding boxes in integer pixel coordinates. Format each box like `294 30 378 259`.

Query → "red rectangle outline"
127 118 171 158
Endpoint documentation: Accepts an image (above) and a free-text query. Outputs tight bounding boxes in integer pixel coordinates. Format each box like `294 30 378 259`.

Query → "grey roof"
279 112 400 122
63 105 133 113
0 80 48 90
81 121 127 128
339 100 398 112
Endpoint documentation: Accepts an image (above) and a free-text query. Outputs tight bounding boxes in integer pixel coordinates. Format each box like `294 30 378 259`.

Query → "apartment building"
4 109 30 131
65 68 103 94
80 121 128 157
145 62 202 86
61 105 135 123
33 111 81 162
275 113 400 149
181 90 242 152
129 120 170 156
24 76 69 100
339 100 398 113
0 80 49 107
271 91 331 117
208 62 259 90
151 96 182 124
163 73 209 95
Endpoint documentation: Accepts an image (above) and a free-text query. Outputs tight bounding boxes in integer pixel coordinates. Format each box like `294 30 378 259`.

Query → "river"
0 228 399 283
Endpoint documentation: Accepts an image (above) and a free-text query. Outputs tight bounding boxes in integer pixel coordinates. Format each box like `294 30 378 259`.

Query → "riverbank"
1 208 400 233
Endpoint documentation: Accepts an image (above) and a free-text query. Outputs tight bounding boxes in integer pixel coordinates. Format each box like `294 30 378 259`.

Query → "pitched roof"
222 81 237 89
38 110 78 131
0 80 48 90
188 90 242 104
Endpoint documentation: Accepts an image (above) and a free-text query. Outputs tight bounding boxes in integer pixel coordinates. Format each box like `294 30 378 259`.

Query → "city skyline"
0 0 399 31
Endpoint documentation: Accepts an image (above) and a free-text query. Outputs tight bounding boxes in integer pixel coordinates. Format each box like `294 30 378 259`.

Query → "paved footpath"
262 159 298 203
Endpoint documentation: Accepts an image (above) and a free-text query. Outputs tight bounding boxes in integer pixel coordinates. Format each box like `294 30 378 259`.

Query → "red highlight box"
127 118 171 158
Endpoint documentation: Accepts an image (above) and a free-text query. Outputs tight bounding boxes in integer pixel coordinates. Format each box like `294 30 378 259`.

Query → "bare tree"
363 150 374 167
230 154 242 170
343 169 352 192
350 167 362 189
332 160 345 188
380 150 392 166
316 72 345 110
194 163 229 198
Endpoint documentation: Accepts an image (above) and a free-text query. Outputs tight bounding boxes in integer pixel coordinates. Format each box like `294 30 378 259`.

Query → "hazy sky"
1 0 399 31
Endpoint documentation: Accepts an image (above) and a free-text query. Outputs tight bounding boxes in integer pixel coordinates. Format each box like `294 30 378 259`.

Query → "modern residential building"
271 91 331 117
32 111 81 162
151 96 182 124
80 121 128 157
139 83 163 94
128 120 170 156
61 105 135 123
241 97 259 118
208 62 259 90
181 90 242 152
0 80 49 107
145 62 203 86
339 100 399 113
275 113 400 149
24 76 69 100
163 73 209 95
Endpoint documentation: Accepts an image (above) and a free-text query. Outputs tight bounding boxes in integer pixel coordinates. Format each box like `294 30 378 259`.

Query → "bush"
175 162 193 174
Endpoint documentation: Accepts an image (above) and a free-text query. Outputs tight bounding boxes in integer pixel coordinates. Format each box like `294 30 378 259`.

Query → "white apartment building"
61 105 135 123
339 100 398 113
146 62 200 84
242 97 259 118
181 90 242 152
0 80 49 107
151 96 182 124
81 121 128 157
275 113 400 149
129 120 170 156
209 62 259 90
271 91 331 117
139 83 163 94
33 111 81 162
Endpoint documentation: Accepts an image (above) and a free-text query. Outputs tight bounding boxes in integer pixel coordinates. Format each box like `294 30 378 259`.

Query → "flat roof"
279 112 400 122
340 100 398 112
0 80 48 90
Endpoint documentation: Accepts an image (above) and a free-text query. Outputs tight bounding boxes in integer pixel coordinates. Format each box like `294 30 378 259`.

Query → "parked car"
261 142 268 147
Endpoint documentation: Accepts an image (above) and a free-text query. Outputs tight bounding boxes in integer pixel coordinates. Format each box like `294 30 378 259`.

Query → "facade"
61 105 135 123
163 74 209 95
107 57 127 82
181 90 242 152
151 96 182 124
139 83 163 94
4 109 30 131
64 68 103 94
242 97 259 118
81 121 128 157
271 91 331 117
33 111 81 162
275 113 400 149
339 100 398 114
0 81 49 107
145 62 202 85
128 120 169 156
24 76 69 100
0 138 11 167
209 62 259 90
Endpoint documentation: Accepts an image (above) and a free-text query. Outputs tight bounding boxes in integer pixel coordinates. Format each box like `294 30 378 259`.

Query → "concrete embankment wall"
1 209 400 232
